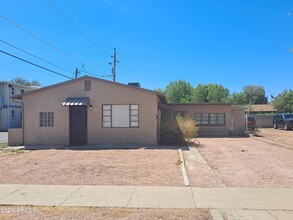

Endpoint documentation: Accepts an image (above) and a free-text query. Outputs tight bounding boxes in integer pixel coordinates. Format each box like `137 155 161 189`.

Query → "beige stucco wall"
22 78 159 146
168 104 244 136
230 106 246 136
8 128 23 146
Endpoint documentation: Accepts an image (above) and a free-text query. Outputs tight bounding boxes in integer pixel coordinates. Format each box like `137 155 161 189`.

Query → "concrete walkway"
0 184 292 210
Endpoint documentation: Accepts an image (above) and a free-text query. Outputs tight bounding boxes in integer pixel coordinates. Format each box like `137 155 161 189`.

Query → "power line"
43 0 112 57
62 0 114 49
62 0 134 81
79 69 111 79
118 60 134 81
0 39 73 75
0 14 82 65
0 14 102 73
0 49 72 79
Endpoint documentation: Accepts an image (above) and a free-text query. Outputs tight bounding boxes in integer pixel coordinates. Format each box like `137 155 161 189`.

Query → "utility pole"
75 68 78 79
112 48 117 82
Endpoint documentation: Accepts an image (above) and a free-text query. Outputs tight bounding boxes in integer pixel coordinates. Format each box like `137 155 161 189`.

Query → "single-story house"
248 104 277 115
8 76 245 146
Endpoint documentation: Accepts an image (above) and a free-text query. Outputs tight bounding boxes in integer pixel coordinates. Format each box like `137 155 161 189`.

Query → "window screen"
194 113 225 125
112 105 130 127
102 104 139 128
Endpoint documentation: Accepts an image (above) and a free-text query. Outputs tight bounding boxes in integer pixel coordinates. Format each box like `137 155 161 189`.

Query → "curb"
178 149 190 186
209 209 224 220
253 137 293 150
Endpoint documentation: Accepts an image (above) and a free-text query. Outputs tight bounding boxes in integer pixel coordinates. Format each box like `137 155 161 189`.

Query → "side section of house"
166 103 245 136
0 82 36 131
10 76 161 146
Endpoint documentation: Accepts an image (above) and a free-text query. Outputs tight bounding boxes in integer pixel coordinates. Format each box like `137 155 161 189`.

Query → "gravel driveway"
197 137 293 187
258 128 293 147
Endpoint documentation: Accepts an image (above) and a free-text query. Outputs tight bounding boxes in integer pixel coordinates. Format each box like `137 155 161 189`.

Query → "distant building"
249 104 277 115
0 82 39 131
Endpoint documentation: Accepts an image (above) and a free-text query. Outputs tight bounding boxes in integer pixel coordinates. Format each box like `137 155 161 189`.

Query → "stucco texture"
167 104 245 136
22 77 159 146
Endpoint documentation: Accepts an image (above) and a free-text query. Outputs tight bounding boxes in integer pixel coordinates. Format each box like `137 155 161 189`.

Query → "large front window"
195 113 225 125
102 104 139 128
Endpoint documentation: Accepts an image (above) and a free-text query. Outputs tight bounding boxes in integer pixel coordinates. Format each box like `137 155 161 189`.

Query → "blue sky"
0 0 293 99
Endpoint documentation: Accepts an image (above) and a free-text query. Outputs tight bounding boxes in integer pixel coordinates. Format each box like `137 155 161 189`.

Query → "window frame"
194 113 226 126
40 112 54 127
102 104 139 128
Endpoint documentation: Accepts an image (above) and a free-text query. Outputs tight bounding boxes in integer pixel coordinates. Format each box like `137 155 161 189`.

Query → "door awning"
62 97 89 107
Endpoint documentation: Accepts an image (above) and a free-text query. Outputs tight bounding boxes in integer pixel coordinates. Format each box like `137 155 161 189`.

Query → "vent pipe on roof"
128 82 141 87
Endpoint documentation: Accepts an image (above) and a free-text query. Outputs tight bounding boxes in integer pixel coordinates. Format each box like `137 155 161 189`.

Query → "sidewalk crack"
126 186 137 207
60 186 82 206
0 185 28 201
190 187 197 208
266 210 279 220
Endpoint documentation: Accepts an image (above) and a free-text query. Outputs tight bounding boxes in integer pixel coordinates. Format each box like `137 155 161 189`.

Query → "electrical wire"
0 39 73 74
0 49 73 79
0 14 102 73
62 0 114 49
43 0 112 57
79 69 107 78
62 0 134 81
0 15 83 65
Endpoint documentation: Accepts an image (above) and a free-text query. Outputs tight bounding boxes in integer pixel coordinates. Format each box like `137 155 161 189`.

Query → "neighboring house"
8 76 245 146
163 103 245 137
248 104 277 115
0 81 38 131
246 104 277 128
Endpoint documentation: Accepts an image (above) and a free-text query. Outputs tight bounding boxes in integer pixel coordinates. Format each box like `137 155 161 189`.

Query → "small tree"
206 84 230 102
11 77 41 86
164 80 195 103
242 85 268 104
193 83 230 103
229 92 245 105
193 84 208 102
154 88 164 93
272 89 293 113
160 113 198 145
245 102 253 115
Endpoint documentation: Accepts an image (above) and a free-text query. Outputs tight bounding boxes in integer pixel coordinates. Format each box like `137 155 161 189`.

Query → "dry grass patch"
0 206 211 220
0 148 183 186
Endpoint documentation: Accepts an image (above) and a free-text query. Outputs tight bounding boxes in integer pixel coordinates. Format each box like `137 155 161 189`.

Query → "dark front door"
69 106 87 145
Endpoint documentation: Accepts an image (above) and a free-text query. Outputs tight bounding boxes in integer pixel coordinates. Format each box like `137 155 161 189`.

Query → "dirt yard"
196 137 293 187
0 148 183 186
0 206 211 220
258 128 293 147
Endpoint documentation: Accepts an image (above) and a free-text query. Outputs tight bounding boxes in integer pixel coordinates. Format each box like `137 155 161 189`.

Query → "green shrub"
160 114 198 145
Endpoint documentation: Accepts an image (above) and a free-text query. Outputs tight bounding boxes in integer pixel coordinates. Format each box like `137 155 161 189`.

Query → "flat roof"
167 103 232 106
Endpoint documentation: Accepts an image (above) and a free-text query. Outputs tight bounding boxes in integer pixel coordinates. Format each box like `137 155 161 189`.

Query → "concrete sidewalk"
0 184 292 210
